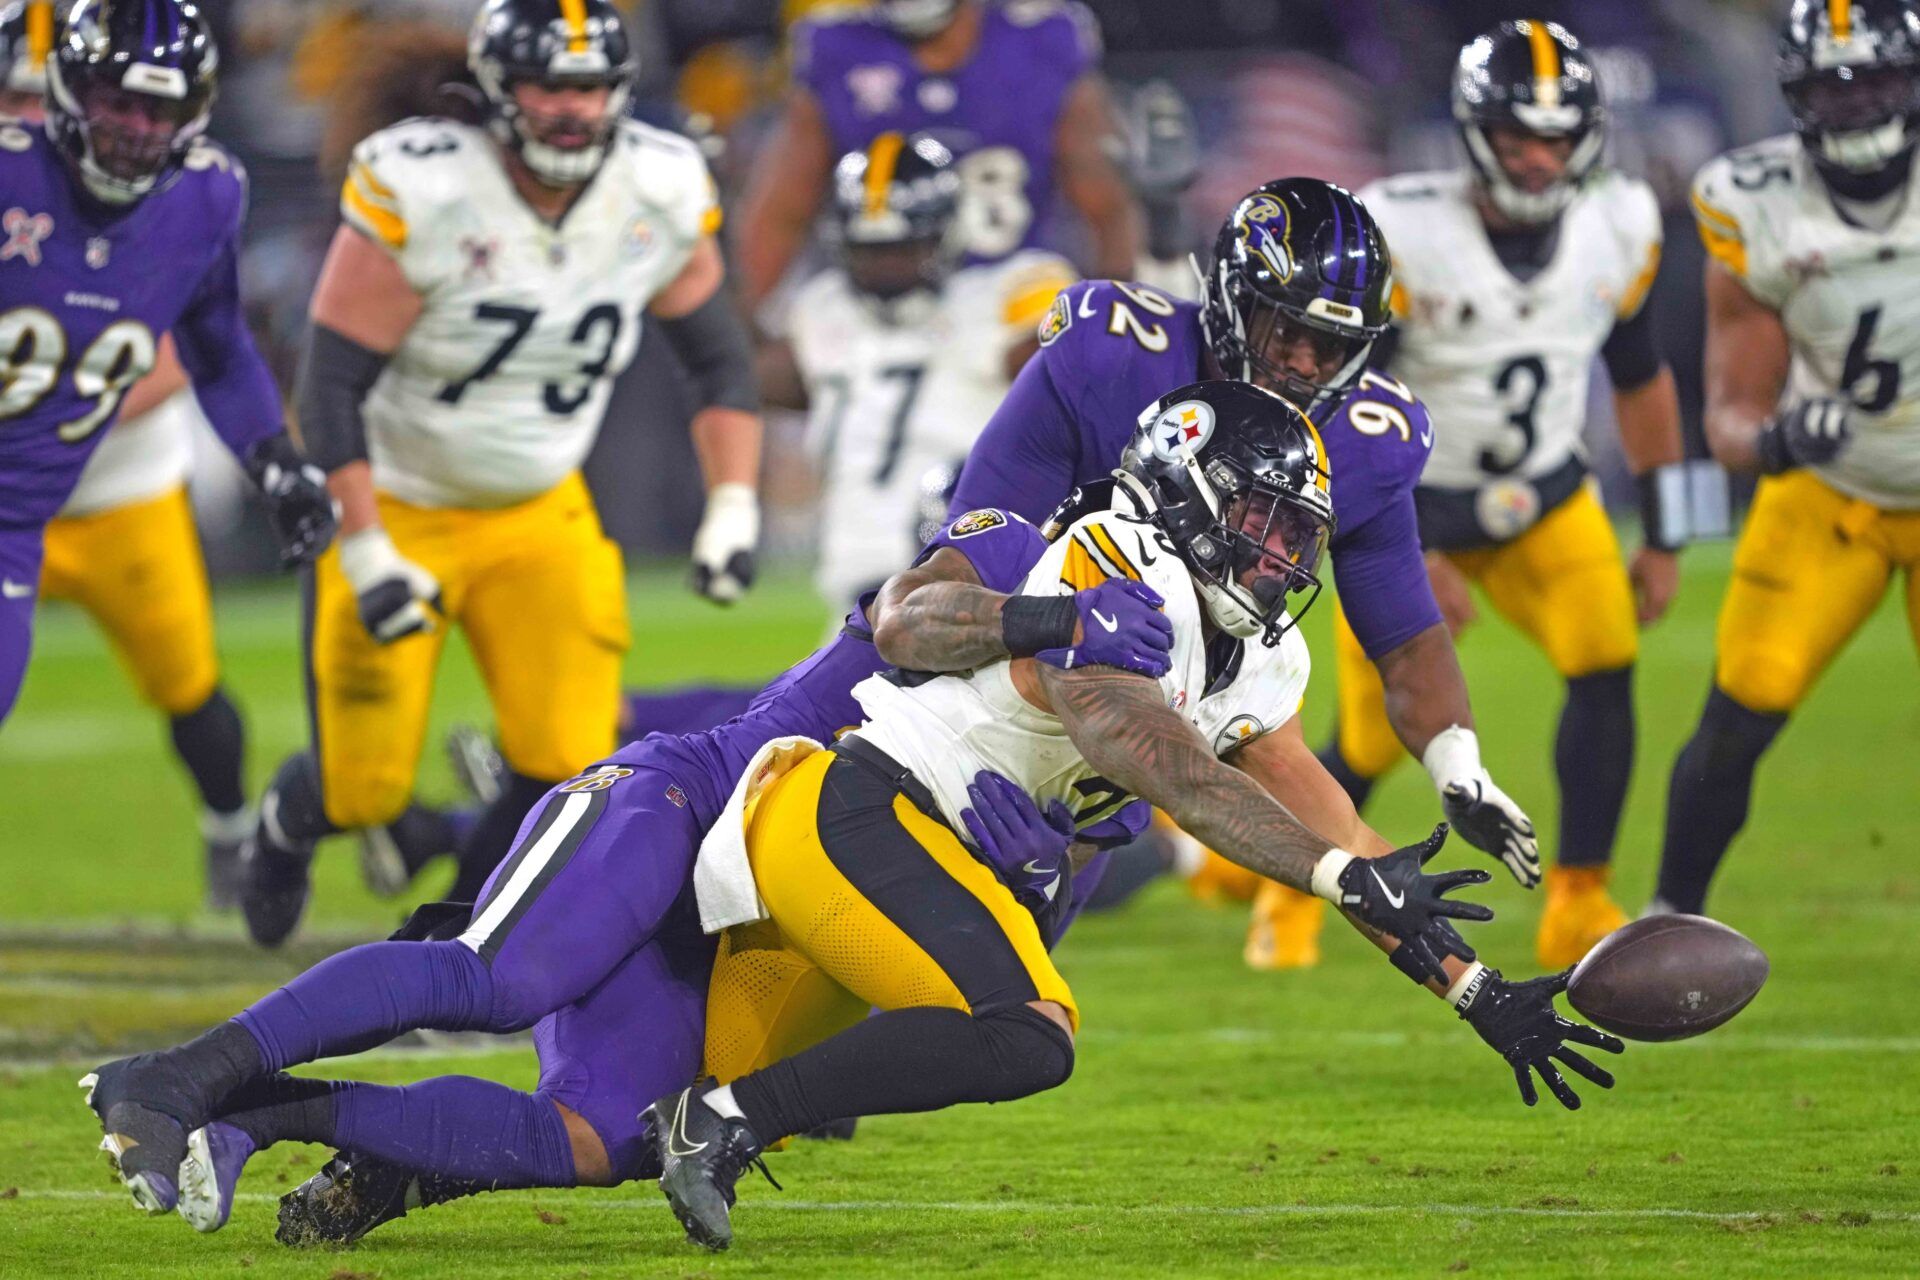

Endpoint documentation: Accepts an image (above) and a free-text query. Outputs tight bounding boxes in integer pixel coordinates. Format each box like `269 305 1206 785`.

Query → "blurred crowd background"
172 0 1793 581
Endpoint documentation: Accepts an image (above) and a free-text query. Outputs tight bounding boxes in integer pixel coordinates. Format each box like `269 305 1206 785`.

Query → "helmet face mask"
469 0 635 188
44 0 216 206
1778 0 1920 189
1452 20 1605 227
1118 381 1336 646
1200 179 1392 420
875 0 962 41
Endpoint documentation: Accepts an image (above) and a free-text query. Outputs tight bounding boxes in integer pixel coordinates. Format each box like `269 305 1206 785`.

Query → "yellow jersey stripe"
700 203 724 236
559 0 591 54
342 176 408 249
1002 275 1071 330
1689 189 1742 236
1059 539 1111 592
1694 217 1747 279
864 132 905 220
1831 0 1853 42
1616 241 1662 319
348 161 400 208
25 0 51 66
1085 523 1143 582
1388 279 1411 320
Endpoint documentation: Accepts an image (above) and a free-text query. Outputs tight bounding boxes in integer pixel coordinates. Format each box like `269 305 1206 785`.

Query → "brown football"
1566 914 1769 1042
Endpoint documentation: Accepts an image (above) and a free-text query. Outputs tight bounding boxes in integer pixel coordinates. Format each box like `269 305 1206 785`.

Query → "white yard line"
9 1188 1917 1223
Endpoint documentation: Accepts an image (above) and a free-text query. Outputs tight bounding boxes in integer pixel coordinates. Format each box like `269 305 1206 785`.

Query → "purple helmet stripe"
1321 195 1344 301
1345 190 1369 293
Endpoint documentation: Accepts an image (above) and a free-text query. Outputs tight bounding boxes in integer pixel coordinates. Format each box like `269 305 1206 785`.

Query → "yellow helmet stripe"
863 131 906 220
1527 20 1562 107
25 0 52 68
1831 0 1854 42
1300 413 1332 494
558 0 591 54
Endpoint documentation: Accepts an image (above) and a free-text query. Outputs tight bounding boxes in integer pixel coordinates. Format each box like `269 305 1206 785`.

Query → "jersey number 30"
0 307 157 443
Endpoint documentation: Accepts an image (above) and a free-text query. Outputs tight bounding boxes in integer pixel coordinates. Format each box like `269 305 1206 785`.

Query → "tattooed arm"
1028 662 1337 891
869 547 1012 672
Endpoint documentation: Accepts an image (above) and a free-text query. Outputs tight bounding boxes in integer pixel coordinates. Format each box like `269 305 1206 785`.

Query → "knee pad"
265 751 338 843
979 1004 1075 1100
1688 686 1787 778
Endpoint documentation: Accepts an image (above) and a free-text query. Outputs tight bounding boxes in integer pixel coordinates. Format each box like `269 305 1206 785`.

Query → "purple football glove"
959 771 1076 909
1037 578 1173 677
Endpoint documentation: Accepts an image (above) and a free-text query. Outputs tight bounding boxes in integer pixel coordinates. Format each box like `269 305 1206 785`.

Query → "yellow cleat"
1244 880 1325 970
1535 865 1629 969
1186 847 1263 905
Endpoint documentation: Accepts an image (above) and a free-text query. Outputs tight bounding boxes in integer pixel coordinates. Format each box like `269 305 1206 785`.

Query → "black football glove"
1757 399 1850 474
1319 825 1492 985
245 434 337 568
1456 966 1625 1110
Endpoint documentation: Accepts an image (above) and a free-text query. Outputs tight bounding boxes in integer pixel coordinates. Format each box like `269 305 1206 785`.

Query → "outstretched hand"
1457 966 1626 1110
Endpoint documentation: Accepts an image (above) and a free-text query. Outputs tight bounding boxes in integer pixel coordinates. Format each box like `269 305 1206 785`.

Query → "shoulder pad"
1690 138 1797 289
343 119 483 254
612 120 721 240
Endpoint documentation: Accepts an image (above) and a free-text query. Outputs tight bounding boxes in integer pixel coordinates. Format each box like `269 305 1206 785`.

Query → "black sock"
169 688 246 816
447 771 555 904
264 751 341 844
164 1020 269 1113
219 1072 340 1149
1555 667 1635 868
729 1004 1074 1143
382 804 461 876
1656 685 1787 914
1314 729 1376 811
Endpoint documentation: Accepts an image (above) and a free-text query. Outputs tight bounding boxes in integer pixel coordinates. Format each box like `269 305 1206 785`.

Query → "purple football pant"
236 766 712 1180
0 526 43 724
620 683 761 742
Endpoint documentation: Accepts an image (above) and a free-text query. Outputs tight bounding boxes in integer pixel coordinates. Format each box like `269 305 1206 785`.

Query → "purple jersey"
951 279 1443 660
617 508 1049 825
794 1 1097 263
0 124 280 527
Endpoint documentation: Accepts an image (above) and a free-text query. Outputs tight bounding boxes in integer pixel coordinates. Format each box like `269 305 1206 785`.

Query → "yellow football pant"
704 749 1076 1087
1335 483 1639 780
310 471 629 829
40 485 218 715
1714 469 1920 713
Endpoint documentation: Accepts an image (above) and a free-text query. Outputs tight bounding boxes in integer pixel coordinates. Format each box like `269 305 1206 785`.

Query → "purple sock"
331 1077 577 1188
234 940 496 1072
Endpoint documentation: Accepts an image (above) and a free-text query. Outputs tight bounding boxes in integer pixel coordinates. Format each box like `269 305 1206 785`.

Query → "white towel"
692 735 825 934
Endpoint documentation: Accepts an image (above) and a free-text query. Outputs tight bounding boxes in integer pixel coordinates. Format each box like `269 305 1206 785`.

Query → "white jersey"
1693 134 1920 509
57 390 199 517
850 507 1311 836
788 251 1073 604
1361 169 1662 491
340 117 719 509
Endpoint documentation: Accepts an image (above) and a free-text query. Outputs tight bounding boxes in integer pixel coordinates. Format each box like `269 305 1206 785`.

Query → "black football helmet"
1115 380 1335 646
0 1 52 115
44 0 217 206
912 458 965 549
875 0 963 41
1778 0 1920 195
832 131 963 313
1453 20 1604 227
1199 178 1393 419
468 0 635 187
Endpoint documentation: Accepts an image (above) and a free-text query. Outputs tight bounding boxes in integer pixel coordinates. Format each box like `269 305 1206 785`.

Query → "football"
1566 915 1770 1042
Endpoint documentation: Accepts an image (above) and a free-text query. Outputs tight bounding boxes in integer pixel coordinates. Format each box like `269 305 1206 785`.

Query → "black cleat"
79 1055 210 1215
445 725 506 806
643 1079 779 1251
240 794 315 949
276 1149 484 1247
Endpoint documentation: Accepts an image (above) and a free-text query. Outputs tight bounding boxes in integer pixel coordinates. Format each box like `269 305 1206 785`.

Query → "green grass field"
3 551 1918 1277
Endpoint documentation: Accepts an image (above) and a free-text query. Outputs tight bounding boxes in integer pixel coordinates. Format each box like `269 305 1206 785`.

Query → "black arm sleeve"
1600 302 1663 392
293 324 389 473
659 289 761 413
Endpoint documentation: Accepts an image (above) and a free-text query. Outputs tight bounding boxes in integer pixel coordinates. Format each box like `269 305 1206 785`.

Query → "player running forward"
79 508 1174 1228
1 3 260 908
1314 21 1692 968
241 0 767 947
735 0 1140 311
652 381 1621 1251
953 179 1543 966
1654 0 1920 913
766 131 1074 609
0 0 335 727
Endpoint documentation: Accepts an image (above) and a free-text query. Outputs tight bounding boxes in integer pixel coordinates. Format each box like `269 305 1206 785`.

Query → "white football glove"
338 527 443 644
1423 726 1541 889
690 481 759 605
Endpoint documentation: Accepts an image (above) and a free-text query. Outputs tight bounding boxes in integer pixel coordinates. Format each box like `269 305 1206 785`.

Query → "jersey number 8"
0 307 157 443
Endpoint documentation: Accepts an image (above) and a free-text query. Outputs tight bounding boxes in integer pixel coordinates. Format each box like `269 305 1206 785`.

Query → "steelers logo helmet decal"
1148 399 1218 461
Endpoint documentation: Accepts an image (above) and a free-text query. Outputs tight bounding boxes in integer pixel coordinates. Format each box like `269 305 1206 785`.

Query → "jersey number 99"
0 307 157 443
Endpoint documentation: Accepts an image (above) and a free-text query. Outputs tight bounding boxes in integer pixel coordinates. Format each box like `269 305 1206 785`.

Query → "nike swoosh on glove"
1311 825 1492 985
691 482 759 605
1038 578 1173 677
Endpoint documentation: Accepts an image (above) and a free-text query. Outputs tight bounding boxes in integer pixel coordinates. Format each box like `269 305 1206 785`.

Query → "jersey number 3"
437 302 624 413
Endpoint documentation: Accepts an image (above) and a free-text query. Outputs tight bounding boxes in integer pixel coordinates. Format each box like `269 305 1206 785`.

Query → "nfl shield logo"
86 238 110 269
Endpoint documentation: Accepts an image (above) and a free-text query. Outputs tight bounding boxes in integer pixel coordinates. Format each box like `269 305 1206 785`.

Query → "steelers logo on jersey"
1147 399 1217 461
948 509 1008 539
1213 713 1267 754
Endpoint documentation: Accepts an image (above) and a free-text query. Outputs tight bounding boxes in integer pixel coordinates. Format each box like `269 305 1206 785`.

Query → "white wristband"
1421 725 1482 792
1309 848 1356 903
704 481 759 520
1445 960 1489 1011
336 526 401 593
